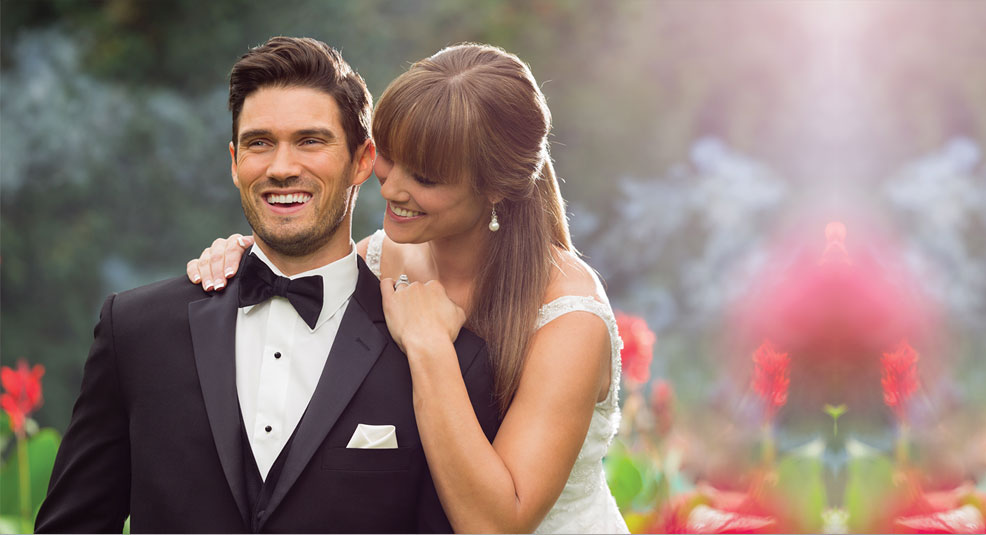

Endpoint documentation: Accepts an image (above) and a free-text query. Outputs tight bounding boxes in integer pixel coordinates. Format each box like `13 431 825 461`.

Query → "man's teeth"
267 193 312 204
392 205 424 217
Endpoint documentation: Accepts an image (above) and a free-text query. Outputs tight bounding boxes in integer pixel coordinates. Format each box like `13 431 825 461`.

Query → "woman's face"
374 155 489 245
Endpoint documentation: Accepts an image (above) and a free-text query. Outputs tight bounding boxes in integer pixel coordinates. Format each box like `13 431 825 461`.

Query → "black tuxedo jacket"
36 256 499 533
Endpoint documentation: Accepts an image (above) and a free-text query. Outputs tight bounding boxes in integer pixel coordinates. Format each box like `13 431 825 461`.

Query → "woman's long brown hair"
373 43 573 416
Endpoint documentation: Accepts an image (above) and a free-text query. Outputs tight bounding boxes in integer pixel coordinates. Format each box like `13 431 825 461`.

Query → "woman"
189 43 628 534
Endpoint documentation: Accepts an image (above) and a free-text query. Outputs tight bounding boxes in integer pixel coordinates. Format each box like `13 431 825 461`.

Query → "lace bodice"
366 229 628 533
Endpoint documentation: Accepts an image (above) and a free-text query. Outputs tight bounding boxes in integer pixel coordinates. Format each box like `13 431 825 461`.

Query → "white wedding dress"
366 230 629 534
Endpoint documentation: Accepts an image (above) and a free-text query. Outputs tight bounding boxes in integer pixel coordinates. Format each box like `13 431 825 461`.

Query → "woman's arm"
186 234 375 290
381 278 610 533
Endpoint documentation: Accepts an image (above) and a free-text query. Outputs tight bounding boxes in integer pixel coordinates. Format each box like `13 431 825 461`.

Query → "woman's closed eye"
413 173 437 186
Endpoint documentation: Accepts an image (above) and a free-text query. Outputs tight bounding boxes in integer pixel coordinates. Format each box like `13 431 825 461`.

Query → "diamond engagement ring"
394 274 411 289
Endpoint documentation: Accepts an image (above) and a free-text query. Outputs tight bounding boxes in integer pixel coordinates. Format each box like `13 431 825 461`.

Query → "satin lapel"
188 272 250 526
260 258 388 525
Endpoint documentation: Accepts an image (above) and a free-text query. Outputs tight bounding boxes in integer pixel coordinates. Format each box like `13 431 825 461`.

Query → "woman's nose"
377 163 411 202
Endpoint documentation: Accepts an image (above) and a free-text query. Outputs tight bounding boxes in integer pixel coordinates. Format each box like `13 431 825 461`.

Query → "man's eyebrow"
237 129 272 145
237 128 338 145
295 128 337 140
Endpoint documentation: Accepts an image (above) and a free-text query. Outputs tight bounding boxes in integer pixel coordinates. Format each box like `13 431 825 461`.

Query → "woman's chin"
383 220 426 244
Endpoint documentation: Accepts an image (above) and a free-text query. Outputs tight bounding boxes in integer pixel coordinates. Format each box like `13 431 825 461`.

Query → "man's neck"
252 232 353 276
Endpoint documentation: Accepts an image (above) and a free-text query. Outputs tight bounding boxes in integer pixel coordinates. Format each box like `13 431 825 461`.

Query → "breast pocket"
321 447 414 472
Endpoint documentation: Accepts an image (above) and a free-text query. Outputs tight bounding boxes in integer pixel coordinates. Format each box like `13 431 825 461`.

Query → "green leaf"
845 452 895 533
772 454 827 531
0 515 23 535
0 429 61 522
606 452 644 510
0 413 11 455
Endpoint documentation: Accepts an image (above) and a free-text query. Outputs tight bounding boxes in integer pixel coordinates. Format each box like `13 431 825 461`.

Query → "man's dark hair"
228 36 372 157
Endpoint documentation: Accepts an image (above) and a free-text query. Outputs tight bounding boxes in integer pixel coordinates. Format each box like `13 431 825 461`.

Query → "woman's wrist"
403 331 456 363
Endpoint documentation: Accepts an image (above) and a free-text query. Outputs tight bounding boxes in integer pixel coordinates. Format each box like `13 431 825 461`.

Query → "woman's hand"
379 278 466 354
185 233 254 291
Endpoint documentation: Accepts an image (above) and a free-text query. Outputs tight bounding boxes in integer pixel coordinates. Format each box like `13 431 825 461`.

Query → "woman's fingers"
185 234 255 291
206 238 229 290
187 258 204 285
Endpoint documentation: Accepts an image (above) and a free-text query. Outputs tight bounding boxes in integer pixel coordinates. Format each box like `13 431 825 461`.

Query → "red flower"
1 359 45 434
751 340 789 421
881 340 919 421
616 311 656 384
650 379 675 436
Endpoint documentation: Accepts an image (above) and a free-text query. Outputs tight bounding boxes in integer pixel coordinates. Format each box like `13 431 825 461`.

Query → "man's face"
230 86 371 257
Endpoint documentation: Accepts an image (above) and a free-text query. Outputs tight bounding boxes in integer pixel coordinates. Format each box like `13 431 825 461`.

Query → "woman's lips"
388 202 425 221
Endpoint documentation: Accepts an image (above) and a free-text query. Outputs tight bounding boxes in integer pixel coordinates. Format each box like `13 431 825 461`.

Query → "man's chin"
253 225 343 258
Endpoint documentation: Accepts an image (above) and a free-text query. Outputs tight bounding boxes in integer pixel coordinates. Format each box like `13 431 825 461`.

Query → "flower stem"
761 423 775 466
16 431 31 529
895 422 910 466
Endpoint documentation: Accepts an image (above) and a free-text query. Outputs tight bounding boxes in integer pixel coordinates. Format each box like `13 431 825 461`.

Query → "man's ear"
351 139 376 187
229 141 240 188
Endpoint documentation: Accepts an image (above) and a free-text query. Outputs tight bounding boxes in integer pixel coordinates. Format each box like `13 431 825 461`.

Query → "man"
36 37 498 533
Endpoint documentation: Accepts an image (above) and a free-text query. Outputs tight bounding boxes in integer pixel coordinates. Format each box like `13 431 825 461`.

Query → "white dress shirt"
235 243 358 479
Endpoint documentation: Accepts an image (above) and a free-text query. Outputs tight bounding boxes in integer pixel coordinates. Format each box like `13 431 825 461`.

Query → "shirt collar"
242 243 359 331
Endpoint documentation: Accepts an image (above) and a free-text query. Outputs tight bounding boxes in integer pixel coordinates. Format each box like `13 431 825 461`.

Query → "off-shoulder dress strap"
365 229 386 278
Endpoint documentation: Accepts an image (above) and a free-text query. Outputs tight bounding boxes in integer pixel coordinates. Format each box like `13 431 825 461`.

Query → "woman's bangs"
374 82 472 186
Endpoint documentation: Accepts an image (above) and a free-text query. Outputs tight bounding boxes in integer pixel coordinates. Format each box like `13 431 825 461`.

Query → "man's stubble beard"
241 181 355 258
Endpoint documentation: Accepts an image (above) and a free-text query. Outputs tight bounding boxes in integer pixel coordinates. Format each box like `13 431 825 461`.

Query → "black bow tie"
238 254 324 330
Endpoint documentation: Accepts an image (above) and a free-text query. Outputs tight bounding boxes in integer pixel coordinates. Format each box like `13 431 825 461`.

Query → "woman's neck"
423 225 490 313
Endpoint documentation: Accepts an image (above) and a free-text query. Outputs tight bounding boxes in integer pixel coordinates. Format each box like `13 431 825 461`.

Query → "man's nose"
266 144 303 181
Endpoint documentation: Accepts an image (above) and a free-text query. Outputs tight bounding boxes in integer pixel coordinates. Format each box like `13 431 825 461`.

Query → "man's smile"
263 191 313 214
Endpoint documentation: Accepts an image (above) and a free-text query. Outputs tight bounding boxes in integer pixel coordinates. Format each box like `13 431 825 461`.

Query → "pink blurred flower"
894 505 984 534
656 485 776 534
882 340 920 421
820 221 851 265
616 311 656 384
751 340 789 422
650 379 675 436
1 359 45 435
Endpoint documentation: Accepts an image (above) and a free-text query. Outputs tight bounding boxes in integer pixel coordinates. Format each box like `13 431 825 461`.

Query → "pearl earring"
489 206 500 232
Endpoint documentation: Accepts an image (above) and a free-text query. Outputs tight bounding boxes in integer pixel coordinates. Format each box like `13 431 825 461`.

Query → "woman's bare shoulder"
356 235 372 259
542 247 609 305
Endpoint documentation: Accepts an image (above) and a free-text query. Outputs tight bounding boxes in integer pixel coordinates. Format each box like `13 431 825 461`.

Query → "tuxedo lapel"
188 267 250 526
260 258 388 525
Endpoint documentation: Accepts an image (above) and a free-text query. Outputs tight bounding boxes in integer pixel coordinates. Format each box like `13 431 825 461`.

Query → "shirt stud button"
274 352 281 359
265 425 272 433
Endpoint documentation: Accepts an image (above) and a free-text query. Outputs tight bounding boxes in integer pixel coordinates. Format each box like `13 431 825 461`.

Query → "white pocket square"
346 424 398 449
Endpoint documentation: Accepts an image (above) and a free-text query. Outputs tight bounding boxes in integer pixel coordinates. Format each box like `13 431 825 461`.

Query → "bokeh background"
2 1 985 532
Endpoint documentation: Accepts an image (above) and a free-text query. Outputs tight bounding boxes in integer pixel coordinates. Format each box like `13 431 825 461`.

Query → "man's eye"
247 139 268 148
301 138 322 145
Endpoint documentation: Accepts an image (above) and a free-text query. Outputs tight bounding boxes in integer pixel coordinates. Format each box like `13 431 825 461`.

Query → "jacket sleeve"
35 294 131 534
414 334 500 533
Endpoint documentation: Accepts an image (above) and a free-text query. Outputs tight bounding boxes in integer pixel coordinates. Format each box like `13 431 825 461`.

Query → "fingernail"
224 268 235 277
237 237 247 247
204 282 214 291
214 280 225 290
191 274 201 283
